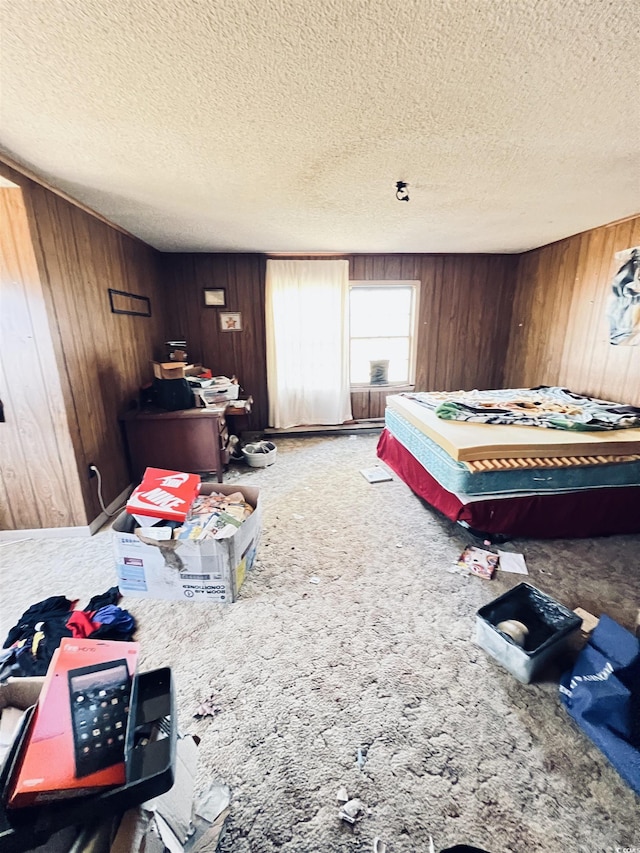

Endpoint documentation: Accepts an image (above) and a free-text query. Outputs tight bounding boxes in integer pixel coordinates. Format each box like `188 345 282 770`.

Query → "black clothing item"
1 596 75 680
0 622 73 681
152 378 193 411
1 589 134 683
84 586 121 613
0 641 68 679
3 596 74 648
442 847 491 852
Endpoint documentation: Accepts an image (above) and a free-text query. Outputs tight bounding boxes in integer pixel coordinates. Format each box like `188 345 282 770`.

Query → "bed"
377 391 640 539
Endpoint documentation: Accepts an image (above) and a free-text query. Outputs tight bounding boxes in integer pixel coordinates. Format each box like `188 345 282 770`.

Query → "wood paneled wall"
0 186 86 529
504 216 640 405
162 252 517 428
351 387 413 420
348 254 517 396
161 254 268 430
0 162 166 529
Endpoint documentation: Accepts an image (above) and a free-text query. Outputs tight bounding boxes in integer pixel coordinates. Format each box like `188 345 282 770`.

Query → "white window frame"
348 280 421 388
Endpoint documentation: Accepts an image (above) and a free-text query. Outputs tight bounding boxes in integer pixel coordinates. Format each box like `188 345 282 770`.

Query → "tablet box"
0 667 176 853
114 483 261 603
6 639 139 807
475 583 582 683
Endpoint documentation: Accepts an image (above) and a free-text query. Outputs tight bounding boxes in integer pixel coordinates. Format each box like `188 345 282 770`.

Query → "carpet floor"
1 434 639 853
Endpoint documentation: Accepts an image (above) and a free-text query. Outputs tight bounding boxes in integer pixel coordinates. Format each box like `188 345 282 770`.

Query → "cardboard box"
151 362 198 380
0 678 44 772
113 483 261 603
111 734 197 852
110 734 229 853
7 639 139 807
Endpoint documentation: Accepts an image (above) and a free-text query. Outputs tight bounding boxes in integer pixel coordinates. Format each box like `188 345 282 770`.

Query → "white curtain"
266 259 353 429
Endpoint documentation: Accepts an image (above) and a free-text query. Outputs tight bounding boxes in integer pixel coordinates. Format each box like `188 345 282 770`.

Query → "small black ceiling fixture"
395 181 409 202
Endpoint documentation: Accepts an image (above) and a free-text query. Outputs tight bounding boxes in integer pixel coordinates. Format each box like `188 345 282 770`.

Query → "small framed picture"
220 311 242 331
203 288 226 307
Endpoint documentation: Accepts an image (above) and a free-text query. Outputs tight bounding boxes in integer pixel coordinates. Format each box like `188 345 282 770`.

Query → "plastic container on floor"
475 583 582 683
242 441 277 468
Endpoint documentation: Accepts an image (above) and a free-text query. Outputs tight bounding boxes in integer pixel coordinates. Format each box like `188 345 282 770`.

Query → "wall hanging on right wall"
606 247 640 346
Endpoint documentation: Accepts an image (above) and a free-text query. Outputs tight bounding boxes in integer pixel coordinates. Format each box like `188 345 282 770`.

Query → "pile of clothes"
0 587 136 682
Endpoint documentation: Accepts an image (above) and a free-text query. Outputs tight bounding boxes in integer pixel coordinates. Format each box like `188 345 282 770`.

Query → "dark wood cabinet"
121 408 229 483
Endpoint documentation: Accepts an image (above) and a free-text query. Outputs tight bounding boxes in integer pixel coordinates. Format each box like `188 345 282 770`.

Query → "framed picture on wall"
108 288 151 317
203 288 226 307
220 311 242 331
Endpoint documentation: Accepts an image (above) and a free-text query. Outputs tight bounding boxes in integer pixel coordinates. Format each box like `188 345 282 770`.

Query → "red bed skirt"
377 428 640 538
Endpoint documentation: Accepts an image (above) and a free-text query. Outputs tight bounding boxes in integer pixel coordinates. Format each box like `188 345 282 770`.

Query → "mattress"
463 455 640 473
385 406 640 496
377 429 640 539
387 395 640 462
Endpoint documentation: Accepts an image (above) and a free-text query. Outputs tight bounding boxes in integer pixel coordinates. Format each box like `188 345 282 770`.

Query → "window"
349 280 420 385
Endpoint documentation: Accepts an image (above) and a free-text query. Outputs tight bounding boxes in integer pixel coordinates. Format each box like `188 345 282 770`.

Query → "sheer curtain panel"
266 259 353 429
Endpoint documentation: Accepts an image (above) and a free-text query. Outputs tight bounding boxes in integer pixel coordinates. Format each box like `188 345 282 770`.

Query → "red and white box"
7 638 139 808
126 468 201 524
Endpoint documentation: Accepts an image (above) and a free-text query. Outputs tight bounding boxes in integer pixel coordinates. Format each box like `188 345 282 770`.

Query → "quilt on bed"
405 386 640 431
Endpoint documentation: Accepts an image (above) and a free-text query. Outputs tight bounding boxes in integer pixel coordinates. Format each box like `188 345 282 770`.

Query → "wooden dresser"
121 408 230 483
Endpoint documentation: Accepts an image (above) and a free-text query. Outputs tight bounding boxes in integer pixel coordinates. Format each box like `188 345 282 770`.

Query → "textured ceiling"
1 0 639 254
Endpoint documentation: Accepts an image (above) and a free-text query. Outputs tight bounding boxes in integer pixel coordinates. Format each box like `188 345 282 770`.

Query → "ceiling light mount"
395 181 409 202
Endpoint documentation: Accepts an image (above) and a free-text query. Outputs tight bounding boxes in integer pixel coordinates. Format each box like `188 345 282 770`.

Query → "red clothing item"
66 610 100 638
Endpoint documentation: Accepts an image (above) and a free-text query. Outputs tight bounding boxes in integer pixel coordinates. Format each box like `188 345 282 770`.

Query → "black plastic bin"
475 583 582 683
0 667 176 853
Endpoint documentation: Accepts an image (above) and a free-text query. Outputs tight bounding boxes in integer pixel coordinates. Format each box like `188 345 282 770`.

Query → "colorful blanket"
405 386 640 431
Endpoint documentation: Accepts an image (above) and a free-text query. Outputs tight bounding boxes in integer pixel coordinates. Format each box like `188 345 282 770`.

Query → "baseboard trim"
264 419 384 438
0 525 92 541
0 485 133 541
88 485 133 534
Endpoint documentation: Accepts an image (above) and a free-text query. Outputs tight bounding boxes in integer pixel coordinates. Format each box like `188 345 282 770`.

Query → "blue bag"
559 614 640 795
